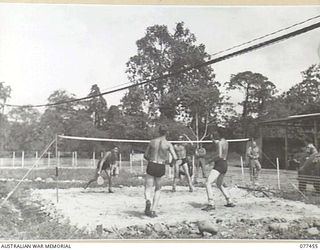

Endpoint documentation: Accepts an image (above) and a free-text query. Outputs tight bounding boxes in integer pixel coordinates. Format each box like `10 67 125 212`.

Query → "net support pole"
276 157 281 190
55 135 59 203
240 156 244 181
119 153 122 170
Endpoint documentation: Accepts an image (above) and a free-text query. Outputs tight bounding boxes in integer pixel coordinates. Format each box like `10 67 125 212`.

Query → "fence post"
12 152 15 167
240 156 244 181
21 151 24 168
140 155 144 172
93 152 96 168
276 157 281 189
130 153 133 173
58 151 60 168
48 152 51 168
75 151 78 166
35 151 38 167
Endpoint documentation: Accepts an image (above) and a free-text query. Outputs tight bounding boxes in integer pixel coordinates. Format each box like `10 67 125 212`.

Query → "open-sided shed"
259 113 320 169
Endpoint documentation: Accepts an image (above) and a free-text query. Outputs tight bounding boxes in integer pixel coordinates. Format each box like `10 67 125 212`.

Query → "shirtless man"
84 146 119 193
172 135 194 192
247 139 262 185
144 125 177 217
202 131 235 211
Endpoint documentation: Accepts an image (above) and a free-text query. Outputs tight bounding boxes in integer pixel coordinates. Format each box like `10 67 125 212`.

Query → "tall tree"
120 87 145 116
85 84 108 129
226 71 276 136
126 22 218 122
0 82 11 151
283 64 320 114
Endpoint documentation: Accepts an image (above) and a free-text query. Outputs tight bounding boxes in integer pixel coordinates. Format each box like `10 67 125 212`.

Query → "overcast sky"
0 4 319 111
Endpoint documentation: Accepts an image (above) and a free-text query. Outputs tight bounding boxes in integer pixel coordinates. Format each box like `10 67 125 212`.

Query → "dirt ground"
30 185 320 236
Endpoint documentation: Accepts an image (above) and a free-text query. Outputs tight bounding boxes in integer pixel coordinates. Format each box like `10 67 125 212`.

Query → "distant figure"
305 142 318 157
247 139 262 185
144 125 177 218
202 131 235 211
172 135 194 192
84 146 119 193
195 144 207 181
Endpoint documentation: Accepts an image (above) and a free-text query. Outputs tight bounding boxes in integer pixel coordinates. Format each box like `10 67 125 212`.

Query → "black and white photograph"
0 1 319 243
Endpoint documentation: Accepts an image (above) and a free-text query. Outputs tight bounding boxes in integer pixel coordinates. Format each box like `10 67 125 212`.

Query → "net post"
21 151 24 167
119 153 122 170
276 157 281 190
55 134 59 203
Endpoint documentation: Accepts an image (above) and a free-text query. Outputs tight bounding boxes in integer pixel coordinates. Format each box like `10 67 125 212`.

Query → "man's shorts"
213 159 228 174
146 162 166 177
174 159 193 177
97 160 111 170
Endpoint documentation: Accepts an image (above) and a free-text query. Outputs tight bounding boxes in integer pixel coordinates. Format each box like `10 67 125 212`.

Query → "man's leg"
150 177 162 217
105 169 113 193
172 163 180 192
255 160 262 183
182 163 194 192
203 169 220 210
200 158 206 178
84 169 99 189
216 174 234 206
144 174 154 215
249 160 255 184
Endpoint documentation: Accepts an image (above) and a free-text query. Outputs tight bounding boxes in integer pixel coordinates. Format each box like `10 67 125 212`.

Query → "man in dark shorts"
202 131 235 211
83 146 119 193
172 135 194 192
144 125 177 218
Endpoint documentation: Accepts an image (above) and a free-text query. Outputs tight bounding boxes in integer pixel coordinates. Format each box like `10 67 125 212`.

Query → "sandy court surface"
30 186 320 231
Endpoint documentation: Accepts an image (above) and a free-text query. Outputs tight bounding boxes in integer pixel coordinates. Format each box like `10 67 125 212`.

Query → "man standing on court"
83 146 119 193
172 135 194 192
247 139 262 185
202 130 235 211
144 125 177 218
195 144 207 182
